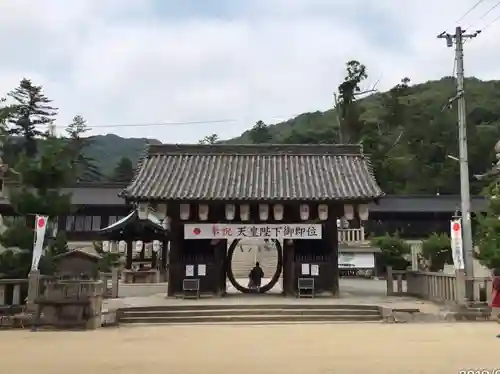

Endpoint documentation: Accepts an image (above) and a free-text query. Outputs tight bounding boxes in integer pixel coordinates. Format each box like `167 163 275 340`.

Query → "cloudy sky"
0 0 498 143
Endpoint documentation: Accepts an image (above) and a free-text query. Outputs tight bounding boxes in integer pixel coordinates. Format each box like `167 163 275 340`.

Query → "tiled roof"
122 144 384 201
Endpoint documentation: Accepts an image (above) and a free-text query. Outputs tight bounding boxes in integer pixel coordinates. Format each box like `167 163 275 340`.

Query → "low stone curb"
381 306 493 323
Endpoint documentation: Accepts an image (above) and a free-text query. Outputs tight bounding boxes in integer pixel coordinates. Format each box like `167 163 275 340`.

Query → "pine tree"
198 133 219 144
65 115 102 182
475 182 500 269
248 120 273 144
7 78 58 157
111 157 134 182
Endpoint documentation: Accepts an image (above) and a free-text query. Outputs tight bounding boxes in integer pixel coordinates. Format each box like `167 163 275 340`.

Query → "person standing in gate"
491 268 500 337
249 262 264 291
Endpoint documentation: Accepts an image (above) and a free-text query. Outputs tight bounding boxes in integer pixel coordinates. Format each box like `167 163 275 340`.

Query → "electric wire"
456 0 487 24
467 0 500 31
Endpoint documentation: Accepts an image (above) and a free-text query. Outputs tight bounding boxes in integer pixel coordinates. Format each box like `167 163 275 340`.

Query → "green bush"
421 233 452 272
371 233 411 271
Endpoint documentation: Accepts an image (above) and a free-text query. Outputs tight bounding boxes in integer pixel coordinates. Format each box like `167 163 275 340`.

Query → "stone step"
119 320 383 326
120 309 381 318
120 304 381 312
119 314 382 324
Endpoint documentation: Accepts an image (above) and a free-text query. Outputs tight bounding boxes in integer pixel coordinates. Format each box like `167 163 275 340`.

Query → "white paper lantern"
240 204 250 221
273 204 284 221
179 204 190 220
225 204 235 220
299 204 310 220
317 204 328 221
199 204 209 221
118 240 126 253
157 203 167 218
135 240 143 253
102 241 110 252
344 204 354 220
152 240 161 252
259 204 269 221
138 202 148 220
358 204 369 221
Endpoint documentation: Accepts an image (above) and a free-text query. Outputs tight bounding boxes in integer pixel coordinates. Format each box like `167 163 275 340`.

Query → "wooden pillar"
214 240 226 296
282 239 295 296
126 240 133 269
167 204 181 297
331 220 339 296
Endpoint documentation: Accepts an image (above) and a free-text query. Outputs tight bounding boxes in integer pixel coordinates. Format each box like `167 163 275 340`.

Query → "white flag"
31 215 48 271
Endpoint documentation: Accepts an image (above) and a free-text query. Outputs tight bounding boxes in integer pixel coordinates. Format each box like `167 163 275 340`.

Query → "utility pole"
438 26 480 302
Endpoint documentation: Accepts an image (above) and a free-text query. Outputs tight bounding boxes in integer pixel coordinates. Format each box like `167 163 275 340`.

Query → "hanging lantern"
344 204 354 220
317 204 328 221
199 204 209 221
273 204 284 221
102 241 110 252
358 204 369 221
137 202 148 220
152 240 161 252
135 240 143 253
179 204 190 220
299 204 310 220
225 204 235 220
259 204 269 221
240 204 250 221
118 240 126 253
157 203 167 217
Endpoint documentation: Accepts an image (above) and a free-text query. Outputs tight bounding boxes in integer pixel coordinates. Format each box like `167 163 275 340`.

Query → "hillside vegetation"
224 61 500 195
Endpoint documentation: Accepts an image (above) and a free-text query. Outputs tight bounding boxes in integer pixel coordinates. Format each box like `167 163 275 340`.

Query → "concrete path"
2 324 499 373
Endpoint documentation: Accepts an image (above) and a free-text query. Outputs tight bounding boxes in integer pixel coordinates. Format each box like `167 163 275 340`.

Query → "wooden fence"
386 267 493 305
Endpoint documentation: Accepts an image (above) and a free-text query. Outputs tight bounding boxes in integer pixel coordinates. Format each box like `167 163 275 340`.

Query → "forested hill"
227 76 500 195
82 134 161 176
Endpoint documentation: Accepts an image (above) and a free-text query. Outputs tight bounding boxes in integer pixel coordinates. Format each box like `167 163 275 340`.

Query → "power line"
51 119 237 129
467 0 500 31
456 0 487 24
479 6 500 31
478 0 500 20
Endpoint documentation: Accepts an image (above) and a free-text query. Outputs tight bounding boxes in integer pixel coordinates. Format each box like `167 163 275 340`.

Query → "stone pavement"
107 278 444 316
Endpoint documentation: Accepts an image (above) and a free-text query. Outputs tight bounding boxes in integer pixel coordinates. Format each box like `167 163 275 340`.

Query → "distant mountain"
84 134 161 177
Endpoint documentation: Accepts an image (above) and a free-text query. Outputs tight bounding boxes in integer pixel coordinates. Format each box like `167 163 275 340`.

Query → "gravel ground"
2 323 499 374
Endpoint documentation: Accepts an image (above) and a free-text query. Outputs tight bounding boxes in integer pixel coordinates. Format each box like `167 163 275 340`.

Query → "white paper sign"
301 263 310 275
185 265 194 277
184 223 322 239
310 264 319 276
198 264 206 276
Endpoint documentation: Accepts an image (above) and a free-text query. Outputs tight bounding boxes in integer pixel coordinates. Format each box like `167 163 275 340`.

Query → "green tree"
111 157 134 183
7 78 58 157
0 137 74 277
475 182 500 269
198 133 219 144
65 115 102 182
421 233 452 272
371 233 411 271
336 60 370 143
248 120 273 144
